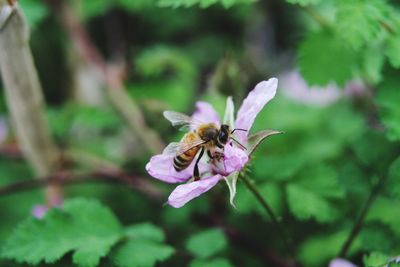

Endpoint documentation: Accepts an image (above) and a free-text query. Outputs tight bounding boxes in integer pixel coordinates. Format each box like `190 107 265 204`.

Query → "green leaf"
298 30 357 86
386 156 400 199
367 197 400 236
363 252 390 267
386 34 400 69
299 231 361 266
335 0 388 50
286 0 321 6
19 0 48 29
286 184 339 223
125 223 165 243
190 258 234 267
112 240 174 267
79 0 112 19
363 43 385 84
295 164 345 199
186 229 227 258
1 198 123 267
376 73 400 141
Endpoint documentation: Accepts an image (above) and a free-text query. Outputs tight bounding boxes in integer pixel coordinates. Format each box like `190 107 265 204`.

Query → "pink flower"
329 258 358 267
31 205 49 219
146 78 279 208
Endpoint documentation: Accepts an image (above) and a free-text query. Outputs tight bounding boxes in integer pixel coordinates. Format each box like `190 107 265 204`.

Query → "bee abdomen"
173 148 199 172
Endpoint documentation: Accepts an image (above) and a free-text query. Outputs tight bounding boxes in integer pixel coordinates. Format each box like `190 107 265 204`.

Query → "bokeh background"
0 0 400 267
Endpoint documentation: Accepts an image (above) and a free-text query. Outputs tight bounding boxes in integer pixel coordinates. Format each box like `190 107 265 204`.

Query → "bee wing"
163 139 207 156
163 111 202 131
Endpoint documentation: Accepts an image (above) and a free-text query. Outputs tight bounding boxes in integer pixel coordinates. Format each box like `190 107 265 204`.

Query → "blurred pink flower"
31 205 48 219
329 258 358 267
146 78 278 208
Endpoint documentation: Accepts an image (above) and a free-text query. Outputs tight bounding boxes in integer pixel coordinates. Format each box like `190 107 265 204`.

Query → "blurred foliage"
1 0 400 266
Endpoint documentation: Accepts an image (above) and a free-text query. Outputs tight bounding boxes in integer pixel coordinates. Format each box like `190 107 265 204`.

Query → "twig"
0 169 163 200
44 0 164 154
242 175 296 260
338 174 387 257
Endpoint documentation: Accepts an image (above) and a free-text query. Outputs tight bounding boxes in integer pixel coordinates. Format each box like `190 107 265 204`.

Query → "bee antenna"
230 137 247 150
231 128 247 134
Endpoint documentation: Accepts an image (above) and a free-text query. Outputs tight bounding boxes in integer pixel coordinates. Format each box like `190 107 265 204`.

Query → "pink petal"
191 101 220 130
146 154 209 183
224 144 248 173
167 175 222 208
329 259 358 267
235 78 278 143
211 144 248 176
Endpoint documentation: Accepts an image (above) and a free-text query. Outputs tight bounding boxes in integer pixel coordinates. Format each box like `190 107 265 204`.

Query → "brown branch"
44 0 164 154
0 2 62 205
0 169 164 201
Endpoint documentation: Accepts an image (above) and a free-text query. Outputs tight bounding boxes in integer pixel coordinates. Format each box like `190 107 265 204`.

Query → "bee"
163 111 246 181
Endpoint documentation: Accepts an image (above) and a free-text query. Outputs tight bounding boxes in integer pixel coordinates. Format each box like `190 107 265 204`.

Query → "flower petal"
235 78 278 143
223 144 248 173
223 96 235 128
167 175 222 208
191 101 220 130
146 154 209 183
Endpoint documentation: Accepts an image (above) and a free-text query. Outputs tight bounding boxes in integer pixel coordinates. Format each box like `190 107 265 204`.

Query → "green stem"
338 174 387 257
242 175 296 259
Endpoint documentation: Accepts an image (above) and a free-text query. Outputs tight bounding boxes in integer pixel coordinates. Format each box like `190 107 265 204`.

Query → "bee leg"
207 149 214 159
193 147 205 181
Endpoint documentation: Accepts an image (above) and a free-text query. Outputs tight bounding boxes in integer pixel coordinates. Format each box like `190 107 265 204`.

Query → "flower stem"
242 175 296 259
338 174 387 257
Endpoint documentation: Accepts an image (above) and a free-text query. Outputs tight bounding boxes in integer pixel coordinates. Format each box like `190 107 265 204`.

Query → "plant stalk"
338 174 387 257
242 175 296 259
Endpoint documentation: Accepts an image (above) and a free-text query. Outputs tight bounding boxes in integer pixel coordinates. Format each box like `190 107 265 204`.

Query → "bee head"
218 124 230 146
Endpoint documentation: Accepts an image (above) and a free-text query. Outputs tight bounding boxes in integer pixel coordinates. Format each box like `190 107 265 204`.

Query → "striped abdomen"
173 133 201 172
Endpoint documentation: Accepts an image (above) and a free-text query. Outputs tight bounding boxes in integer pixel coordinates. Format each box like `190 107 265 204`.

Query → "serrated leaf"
286 0 321 6
386 156 400 199
295 164 345 199
367 197 400 236
125 223 165 243
386 34 400 69
112 240 174 267
286 184 339 223
376 74 400 141
190 258 234 267
299 231 361 266
363 252 390 267
363 43 385 83
298 30 357 86
186 229 227 258
335 0 388 49
1 198 123 267
247 129 283 157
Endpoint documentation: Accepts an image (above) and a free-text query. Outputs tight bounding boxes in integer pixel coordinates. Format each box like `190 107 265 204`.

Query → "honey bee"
163 111 246 181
